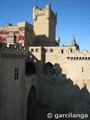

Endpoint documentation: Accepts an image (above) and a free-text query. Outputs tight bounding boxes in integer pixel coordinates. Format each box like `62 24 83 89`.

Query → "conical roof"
71 35 77 46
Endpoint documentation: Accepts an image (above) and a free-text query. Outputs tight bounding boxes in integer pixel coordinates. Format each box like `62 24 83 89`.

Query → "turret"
71 35 79 50
71 35 77 46
46 4 51 19
55 36 60 46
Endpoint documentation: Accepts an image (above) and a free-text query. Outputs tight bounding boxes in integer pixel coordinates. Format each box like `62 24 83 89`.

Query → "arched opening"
27 85 37 120
25 61 36 76
43 62 54 75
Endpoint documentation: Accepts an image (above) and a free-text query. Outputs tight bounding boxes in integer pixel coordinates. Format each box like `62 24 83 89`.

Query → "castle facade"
0 4 90 120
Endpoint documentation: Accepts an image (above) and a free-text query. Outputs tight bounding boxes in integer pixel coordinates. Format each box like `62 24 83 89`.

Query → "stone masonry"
0 4 90 120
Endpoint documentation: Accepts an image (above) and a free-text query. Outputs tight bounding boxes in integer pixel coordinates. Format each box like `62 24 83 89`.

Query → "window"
36 48 39 52
61 49 64 54
85 57 87 60
82 67 84 72
88 57 90 60
50 49 53 52
70 49 72 53
82 57 84 60
25 62 36 76
14 68 19 80
31 49 34 52
69 48 72 53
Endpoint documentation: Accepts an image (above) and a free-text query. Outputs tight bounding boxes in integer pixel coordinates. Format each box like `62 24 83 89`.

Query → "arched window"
43 62 54 75
25 62 36 76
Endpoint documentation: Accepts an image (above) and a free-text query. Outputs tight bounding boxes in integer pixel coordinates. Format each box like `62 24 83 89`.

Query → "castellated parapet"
33 4 57 24
0 43 27 59
66 50 90 60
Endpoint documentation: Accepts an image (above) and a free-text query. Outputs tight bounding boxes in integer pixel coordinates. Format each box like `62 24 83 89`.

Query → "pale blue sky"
0 0 90 51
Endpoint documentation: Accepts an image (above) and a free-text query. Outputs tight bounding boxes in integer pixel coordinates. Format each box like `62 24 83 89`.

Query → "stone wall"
0 43 38 120
0 21 35 46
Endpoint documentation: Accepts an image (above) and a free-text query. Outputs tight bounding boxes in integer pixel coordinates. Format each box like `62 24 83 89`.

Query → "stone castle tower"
33 4 60 46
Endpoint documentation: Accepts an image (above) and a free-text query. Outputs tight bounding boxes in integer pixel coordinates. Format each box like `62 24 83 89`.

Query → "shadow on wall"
27 62 90 120
34 35 49 46
26 48 90 120
43 62 62 76
27 85 37 120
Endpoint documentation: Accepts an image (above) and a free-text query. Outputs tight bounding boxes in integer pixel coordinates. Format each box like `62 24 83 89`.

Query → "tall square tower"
33 4 58 46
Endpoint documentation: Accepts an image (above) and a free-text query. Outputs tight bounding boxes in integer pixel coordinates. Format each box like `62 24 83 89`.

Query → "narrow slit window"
70 49 72 53
14 68 19 80
61 49 64 54
82 67 84 72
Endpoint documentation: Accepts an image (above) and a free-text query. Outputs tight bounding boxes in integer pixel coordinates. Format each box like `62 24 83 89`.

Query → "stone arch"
27 85 37 120
43 62 54 75
25 61 36 76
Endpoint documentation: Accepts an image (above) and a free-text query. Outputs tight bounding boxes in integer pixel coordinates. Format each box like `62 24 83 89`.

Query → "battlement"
29 46 90 57
0 43 27 58
0 21 33 29
66 49 90 55
66 50 90 60
25 74 37 81
33 4 57 25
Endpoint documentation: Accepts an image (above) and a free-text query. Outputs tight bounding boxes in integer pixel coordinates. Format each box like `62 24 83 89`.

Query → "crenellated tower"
33 4 59 46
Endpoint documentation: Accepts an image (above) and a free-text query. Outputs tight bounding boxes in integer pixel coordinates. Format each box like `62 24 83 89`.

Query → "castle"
0 4 90 120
